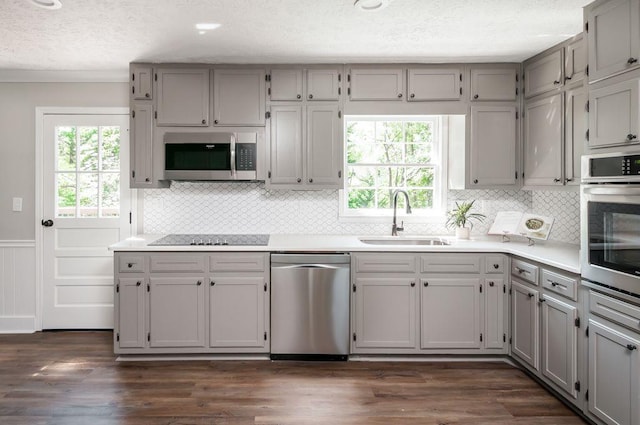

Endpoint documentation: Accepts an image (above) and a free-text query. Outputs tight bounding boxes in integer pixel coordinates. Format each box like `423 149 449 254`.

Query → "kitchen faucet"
391 189 412 236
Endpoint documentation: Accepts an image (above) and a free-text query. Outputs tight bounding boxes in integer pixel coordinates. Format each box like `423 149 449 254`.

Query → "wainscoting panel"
0 241 36 333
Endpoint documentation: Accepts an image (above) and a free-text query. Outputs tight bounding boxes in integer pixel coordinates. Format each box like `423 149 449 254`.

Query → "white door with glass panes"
42 114 131 329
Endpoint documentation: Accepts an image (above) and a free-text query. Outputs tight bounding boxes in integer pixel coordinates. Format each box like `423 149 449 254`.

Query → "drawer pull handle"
516 267 527 274
627 344 637 351
549 281 559 287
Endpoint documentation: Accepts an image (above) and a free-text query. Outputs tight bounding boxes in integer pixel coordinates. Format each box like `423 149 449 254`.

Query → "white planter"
455 227 470 240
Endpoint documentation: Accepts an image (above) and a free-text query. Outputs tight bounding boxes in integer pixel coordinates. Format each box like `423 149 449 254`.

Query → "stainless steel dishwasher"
270 253 350 360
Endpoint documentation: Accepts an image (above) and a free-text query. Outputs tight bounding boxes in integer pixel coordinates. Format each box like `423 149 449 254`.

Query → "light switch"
12 197 22 212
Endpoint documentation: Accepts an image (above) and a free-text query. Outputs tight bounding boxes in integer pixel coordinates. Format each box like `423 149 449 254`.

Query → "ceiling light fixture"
354 0 392 11
29 0 62 9
195 23 221 33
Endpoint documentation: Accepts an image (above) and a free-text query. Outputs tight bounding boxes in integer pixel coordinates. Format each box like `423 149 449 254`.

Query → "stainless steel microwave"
163 132 257 181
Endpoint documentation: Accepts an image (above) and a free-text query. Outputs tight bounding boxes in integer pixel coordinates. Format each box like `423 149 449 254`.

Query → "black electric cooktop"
149 234 270 246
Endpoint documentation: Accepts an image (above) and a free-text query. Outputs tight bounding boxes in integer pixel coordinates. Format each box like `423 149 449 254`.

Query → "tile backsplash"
143 183 580 245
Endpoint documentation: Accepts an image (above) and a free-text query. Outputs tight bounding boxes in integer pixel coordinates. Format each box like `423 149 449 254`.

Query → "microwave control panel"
236 143 257 171
591 154 640 177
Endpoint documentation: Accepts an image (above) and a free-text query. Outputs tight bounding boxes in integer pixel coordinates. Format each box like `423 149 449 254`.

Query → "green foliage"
445 200 486 230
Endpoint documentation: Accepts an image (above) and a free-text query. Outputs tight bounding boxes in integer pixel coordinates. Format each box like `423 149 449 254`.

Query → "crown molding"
0 69 128 83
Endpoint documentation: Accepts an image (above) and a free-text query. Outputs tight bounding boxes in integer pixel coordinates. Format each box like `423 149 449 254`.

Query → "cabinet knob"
136 281 141 286
423 281 428 287
214 120 219 124
410 281 416 287
473 94 479 99
145 93 150 98
627 57 638 65
489 281 495 287
297 94 301 99
309 178 313 183
553 178 562 183
528 293 535 298
539 298 546 303
565 178 574 183
473 179 478 184
145 178 150 182
127 263 133 268
493 264 499 269
297 178 301 183
210 281 215 286
517 267 526 274
202 119 206 124
308 94 313 99
550 281 558 287
627 344 638 351
565 75 572 81
553 80 561 85
197 280 202 286
627 134 637 141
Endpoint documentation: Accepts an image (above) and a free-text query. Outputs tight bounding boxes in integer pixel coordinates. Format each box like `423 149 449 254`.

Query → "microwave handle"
230 136 236 177
582 185 640 196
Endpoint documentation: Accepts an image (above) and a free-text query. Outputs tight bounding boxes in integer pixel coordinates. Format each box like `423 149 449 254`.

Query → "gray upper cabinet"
470 68 517 101
306 104 342 186
524 93 564 186
130 102 154 188
407 67 462 101
589 78 640 148
469 105 517 187
564 87 587 184
269 69 303 101
131 65 153 100
213 68 266 126
524 50 563 98
268 105 303 186
587 0 640 82
348 68 405 101
156 68 210 126
307 68 341 101
564 34 586 85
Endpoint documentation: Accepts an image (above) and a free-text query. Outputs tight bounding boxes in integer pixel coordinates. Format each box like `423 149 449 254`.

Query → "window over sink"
340 115 447 221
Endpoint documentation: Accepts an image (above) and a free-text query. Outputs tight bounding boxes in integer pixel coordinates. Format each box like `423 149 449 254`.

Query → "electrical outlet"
12 197 22 212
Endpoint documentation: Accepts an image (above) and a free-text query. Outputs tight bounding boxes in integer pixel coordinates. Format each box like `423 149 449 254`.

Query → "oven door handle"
582 185 640 196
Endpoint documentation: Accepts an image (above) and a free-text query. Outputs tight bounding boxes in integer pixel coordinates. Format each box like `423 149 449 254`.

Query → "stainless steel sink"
359 237 450 246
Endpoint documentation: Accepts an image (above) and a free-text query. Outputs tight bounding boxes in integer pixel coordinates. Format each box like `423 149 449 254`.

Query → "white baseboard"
0 316 36 333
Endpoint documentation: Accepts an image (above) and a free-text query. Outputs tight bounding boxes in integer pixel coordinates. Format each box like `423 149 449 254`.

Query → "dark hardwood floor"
0 331 587 425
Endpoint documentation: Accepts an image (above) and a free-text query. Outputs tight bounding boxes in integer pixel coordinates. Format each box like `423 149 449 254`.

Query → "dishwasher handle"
272 263 346 270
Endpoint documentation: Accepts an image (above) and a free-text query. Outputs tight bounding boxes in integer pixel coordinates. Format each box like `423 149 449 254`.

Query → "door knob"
41 219 54 227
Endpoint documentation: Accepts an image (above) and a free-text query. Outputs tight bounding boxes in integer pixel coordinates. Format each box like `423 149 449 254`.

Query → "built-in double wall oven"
581 152 640 297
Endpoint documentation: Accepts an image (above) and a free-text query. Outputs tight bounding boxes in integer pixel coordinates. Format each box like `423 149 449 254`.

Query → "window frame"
339 115 448 223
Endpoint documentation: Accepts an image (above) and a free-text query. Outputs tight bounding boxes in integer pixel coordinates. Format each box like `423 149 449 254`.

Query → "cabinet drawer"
150 255 206 273
511 259 538 285
354 254 416 273
590 291 640 333
119 255 145 273
485 256 506 274
421 254 480 273
541 269 577 301
210 253 266 272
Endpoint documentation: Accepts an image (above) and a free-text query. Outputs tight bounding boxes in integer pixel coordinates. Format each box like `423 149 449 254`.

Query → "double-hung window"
341 115 446 219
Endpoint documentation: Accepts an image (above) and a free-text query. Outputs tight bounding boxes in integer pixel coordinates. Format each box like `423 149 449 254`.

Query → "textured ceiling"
0 0 591 73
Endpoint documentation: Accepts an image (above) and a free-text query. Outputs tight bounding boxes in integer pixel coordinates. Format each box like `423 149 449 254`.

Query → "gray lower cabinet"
587 289 640 425
511 279 540 369
351 252 507 355
114 252 269 354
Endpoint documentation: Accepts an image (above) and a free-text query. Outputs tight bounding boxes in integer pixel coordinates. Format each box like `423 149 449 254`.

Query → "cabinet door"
213 69 266 126
511 280 539 370
156 69 210 126
268 105 303 185
470 105 517 186
524 50 563 98
470 68 517 101
407 68 461 101
354 278 416 349
131 65 152 100
130 103 154 188
485 278 506 349
565 87 586 185
306 104 342 187
149 277 206 347
269 69 303 101
524 93 563 186
420 278 482 349
588 319 640 425
209 276 266 349
589 79 640 148
307 69 340 101
565 34 586 84
541 295 578 399
348 68 404 101
116 278 145 349
587 0 640 82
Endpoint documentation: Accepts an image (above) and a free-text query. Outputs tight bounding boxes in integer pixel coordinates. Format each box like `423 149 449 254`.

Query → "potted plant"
445 200 486 240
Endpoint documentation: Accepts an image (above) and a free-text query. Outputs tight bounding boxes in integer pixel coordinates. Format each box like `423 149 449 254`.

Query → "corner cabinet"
524 49 563 98
587 0 640 82
113 252 270 354
155 68 210 126
213 69 266 126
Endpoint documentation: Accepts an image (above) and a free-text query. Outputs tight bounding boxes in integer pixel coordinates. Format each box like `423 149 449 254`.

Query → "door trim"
34 107 132 331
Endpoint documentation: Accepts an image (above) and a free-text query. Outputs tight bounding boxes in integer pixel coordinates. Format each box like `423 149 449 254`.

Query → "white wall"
0 82 128 332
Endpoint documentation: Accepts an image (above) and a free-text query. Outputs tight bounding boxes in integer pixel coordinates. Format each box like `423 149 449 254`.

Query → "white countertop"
110 234 580 274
